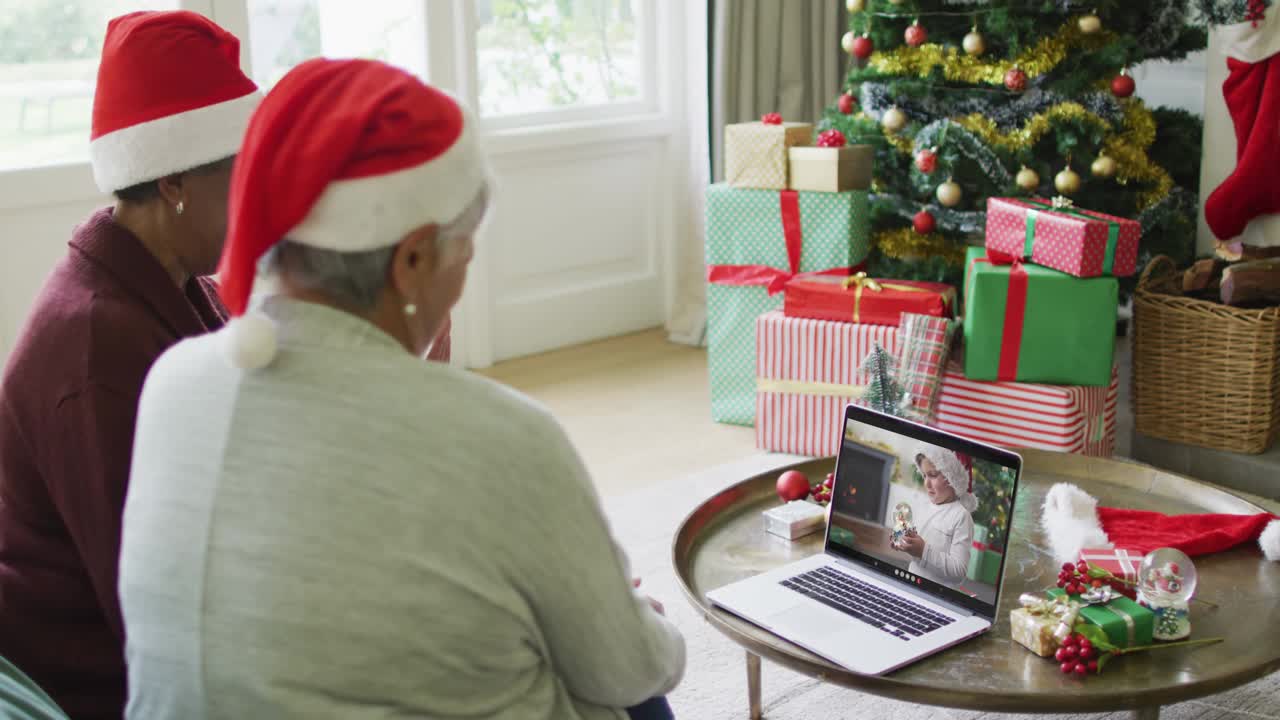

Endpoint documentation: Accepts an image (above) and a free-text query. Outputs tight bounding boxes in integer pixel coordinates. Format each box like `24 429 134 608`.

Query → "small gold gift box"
1010 608 1061 657
724 121 813 190
788 145 873 193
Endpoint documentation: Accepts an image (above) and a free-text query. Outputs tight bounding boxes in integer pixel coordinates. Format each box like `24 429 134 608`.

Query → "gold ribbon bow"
1051 195 1074 210
1019 593 1082 643
841 272 940 323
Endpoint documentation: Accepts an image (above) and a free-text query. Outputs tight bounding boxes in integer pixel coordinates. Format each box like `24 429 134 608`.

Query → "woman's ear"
388 224 440 298
156 172 185 208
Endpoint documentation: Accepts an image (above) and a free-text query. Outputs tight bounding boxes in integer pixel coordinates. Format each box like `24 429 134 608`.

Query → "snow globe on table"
1137 547 1197 641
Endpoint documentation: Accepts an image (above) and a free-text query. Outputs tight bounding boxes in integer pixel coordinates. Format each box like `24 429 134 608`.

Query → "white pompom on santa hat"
1041 482 1280 565
215 58 488 369
90 10 261 193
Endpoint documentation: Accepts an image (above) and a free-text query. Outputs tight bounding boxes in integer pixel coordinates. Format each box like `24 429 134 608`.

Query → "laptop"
707 404 1022 675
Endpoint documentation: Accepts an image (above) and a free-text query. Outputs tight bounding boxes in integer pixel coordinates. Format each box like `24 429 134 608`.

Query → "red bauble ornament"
761 112 783 125
851 35 874 60
1004 67 1028 92
912 210 936 234
914 147 938 174
904 20 927 47
817 129 847 148
776 470 811 502
1111 71 1136 98
837 92 857 115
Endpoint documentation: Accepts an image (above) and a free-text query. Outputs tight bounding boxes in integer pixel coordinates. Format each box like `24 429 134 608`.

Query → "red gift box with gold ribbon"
782 272 955 326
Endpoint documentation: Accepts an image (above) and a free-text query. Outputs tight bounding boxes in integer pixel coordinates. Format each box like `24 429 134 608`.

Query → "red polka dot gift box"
984 197 1141 278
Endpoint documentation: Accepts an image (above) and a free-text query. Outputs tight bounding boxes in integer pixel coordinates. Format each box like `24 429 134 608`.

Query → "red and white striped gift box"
755 311 899 457
933 362 1118 456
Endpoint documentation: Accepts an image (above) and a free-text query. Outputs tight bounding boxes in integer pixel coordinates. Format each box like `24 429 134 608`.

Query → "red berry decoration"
823 473 834 488
1055 648 1070 663
1074 662 1088 676
1087 660 1099 673
1062 563 1075 572
1060 662 1075 674
851 35 874 60
817 129 847 148
761 112 783 125
1079 647 1095 661
837 92 857 115
1004 66 1028 92
1111 71 1136 98
914 147 938 174
912 210 936 235
904 20 928 47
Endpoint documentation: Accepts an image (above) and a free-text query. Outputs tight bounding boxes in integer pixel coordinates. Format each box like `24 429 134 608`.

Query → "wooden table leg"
1130 707 1160 719
746 651 762 720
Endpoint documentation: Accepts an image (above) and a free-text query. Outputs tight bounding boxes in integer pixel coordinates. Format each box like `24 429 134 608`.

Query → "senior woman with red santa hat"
118 59 683 720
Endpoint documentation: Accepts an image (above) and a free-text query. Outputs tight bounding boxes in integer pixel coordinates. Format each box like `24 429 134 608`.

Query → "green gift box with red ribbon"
705 183 871 425
985 197 1141 278
963 246 1117 387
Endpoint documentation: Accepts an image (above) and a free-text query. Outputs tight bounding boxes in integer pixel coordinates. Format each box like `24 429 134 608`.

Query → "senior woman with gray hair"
118 59 684 720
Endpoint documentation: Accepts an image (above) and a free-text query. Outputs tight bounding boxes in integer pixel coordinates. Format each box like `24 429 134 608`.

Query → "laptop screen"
825 405 1021 619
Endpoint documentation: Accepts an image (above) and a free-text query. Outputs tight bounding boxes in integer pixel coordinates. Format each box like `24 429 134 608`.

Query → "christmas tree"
821 0 1210 291
858 343 905 414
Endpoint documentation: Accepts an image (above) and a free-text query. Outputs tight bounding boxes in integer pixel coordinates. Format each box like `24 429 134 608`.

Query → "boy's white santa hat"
913 444 978 513
90 10 260 193
1041 482 1280 564
216 58 488 369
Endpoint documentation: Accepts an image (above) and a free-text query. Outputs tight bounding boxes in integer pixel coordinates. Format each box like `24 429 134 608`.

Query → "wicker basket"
1132 255 1280 454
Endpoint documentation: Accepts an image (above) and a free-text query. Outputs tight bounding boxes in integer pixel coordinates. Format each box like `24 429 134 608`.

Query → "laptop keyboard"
781 566 956 642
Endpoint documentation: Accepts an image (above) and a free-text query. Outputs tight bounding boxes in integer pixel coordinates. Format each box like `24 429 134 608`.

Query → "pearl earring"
404 303 417 316
175 201 184 215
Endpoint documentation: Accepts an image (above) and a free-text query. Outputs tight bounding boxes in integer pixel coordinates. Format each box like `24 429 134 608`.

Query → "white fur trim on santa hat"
286 113 488 253
1041 482 1112 565
913 443 978 513
222 310 279 370
1261 519 1280 561
1218 9 1280 64
91 90 261 194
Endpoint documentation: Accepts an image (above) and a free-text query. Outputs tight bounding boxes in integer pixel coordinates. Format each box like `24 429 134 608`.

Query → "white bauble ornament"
936 179 962 207
846 0 866 12
841 31 856 55
1078 14 1102 34
962 30 985 57
882 107 907 133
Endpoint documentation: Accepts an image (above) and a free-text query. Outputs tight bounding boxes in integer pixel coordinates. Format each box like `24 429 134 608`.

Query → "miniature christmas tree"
859 342 905 415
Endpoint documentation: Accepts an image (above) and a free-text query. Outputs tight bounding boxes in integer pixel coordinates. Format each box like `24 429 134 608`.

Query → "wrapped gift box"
897 313 957 424
985 197 1141 278
1080 547 1142 599
782 273 955 326
706 185 871 425
787 145 873 193
933 360 1118 456
725 120 813 189
963 246 1117 386
1048 588 1154 649
1010 608 1061 657
755 311 898 455
967 543 1002 585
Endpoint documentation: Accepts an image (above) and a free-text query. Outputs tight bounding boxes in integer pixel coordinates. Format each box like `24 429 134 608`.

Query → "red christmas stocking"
1204 52 1280 241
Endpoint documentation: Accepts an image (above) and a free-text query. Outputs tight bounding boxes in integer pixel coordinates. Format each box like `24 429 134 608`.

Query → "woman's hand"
899 530 926 559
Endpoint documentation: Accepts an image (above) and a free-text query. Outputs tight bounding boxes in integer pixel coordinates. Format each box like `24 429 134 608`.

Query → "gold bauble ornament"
1054 166 1082 195
962 30 986 57
846 0 866 12
1078 13 1102 34
1091 153 1117 178
887 0 905 4
936 179 962 207
1016 166 1040 191
841 31 856 55
882 107 908 133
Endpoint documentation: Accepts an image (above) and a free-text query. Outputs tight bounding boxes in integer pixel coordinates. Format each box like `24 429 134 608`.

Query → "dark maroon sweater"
0 208 226 719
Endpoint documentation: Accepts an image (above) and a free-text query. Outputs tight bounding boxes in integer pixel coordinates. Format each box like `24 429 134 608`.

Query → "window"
245 0 426 89
474 0 647 120
0 0 179 172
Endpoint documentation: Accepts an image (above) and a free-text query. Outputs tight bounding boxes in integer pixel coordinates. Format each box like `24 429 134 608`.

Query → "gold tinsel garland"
1103 102 1171 208
874 228 968 265
868 21 1110 84
956 102 1110 151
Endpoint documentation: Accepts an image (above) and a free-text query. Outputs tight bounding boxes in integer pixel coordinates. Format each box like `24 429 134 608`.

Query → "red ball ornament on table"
851 35 874 60
912 210 936 234
776 470 811 502
1004 67 1028 92
1111 70 1136 98
904 20 927 47
914 147 937 174
837 92 857 115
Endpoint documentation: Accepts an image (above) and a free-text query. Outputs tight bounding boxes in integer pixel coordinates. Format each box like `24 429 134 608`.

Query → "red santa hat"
1041 482 1280 564
90 11 260 193
216 58 488 369
913 443 978 513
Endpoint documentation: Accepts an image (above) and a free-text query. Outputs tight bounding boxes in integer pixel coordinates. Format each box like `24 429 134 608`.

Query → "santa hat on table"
1041 482 1280 565
90 10 260 193
913 444 979 513
216 58 488 369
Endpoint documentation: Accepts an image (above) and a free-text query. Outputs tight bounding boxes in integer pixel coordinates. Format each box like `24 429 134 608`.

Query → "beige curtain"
667 0 848 345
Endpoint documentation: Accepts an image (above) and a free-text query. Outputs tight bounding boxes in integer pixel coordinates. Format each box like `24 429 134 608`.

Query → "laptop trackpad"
765 604 832 638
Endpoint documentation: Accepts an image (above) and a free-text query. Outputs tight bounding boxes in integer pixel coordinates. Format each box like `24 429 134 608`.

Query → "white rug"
601 453 1280 720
